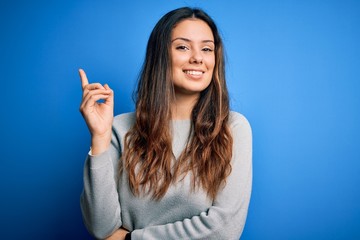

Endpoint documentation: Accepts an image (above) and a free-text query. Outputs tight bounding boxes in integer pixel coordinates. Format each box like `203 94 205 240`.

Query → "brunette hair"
123 7 233 200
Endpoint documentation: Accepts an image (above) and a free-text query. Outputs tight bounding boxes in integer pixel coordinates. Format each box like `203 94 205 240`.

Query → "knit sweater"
80 111 252 240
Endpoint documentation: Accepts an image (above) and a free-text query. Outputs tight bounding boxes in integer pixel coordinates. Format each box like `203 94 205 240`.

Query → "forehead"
172 19 214 41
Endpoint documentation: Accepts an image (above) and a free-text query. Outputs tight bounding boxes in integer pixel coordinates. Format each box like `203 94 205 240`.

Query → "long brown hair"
123 7 233 200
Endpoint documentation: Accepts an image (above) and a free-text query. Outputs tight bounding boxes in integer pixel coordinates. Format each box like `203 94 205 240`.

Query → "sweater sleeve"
80 127 122 239
131 113 253 240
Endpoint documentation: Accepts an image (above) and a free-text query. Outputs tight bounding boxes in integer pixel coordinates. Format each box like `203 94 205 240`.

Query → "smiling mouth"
183 70 204 76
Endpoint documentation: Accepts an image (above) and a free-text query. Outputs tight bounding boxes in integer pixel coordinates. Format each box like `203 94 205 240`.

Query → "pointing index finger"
79 69 89 89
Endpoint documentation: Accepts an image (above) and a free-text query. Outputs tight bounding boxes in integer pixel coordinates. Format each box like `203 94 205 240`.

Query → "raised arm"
130 113 252 240
79 69 123 239
79 69 114 155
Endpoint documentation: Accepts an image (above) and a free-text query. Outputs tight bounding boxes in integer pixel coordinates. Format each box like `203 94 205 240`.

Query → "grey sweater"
80 111 252 240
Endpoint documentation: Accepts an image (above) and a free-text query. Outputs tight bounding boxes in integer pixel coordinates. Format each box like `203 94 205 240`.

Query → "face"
170 19 215 99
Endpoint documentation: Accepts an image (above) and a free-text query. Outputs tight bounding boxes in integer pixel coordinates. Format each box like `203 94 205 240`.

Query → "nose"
190 49 203 64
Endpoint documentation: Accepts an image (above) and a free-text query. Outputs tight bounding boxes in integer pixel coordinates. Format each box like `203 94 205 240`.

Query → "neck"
172 93 199 120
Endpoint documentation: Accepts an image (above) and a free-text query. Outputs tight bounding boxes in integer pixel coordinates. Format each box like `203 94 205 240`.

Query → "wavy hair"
122 7 233 200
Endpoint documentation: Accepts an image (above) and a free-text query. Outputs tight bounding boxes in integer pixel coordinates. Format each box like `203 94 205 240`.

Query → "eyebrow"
171 37 214 44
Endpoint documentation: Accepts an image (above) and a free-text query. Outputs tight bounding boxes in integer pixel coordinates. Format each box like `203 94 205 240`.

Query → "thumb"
103 84 114 104
104 83 111 90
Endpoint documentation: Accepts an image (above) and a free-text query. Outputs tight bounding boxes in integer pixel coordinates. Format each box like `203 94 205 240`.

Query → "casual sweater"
80 111 252 240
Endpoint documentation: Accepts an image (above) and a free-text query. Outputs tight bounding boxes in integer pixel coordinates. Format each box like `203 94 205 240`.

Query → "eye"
176 45 189 51
202 47 214 52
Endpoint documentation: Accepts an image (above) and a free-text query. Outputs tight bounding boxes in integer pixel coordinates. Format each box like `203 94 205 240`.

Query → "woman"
79 7 252 240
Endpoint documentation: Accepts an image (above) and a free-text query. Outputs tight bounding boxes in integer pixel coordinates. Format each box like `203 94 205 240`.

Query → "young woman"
79 7 252 240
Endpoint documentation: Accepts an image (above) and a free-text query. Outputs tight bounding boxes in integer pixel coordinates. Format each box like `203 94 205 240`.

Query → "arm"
78 69 123 239
80 129 123 239
130 114 252 240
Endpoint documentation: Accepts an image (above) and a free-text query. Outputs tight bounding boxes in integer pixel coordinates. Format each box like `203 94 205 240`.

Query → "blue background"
1 0 359 239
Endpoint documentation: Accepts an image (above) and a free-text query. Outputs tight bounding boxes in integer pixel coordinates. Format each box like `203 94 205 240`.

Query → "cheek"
171 52 188 68
206 55 215 71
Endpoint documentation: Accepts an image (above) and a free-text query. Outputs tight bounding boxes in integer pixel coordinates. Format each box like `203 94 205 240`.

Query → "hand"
104 228 129 240
79 69 114 154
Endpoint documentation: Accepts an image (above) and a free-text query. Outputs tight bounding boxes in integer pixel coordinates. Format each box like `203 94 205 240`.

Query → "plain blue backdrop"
1 0 359 239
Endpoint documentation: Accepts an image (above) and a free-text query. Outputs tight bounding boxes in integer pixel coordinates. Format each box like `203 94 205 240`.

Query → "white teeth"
184 70 203 76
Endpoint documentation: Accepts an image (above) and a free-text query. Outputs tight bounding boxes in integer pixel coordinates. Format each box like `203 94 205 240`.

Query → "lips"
183 70 204 76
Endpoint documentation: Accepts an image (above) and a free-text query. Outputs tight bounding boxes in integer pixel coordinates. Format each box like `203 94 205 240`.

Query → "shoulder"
112 112 136 133
228 111 252 142
228 111 251 132
114 112 136 123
